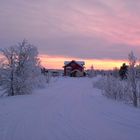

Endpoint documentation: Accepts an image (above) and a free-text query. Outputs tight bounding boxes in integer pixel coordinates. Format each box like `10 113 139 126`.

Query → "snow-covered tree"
0 40 43 96
119 63 128 79
112 67 119 78
89 65 95 78
127 51 138 107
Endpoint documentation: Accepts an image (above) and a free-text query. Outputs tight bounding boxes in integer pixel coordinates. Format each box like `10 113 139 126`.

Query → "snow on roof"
64 60 85 66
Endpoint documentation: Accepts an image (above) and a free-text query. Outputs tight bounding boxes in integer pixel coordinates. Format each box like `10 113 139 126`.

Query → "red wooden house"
63 60 85 77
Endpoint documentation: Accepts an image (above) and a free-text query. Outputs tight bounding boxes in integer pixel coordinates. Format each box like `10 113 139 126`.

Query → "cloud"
0 0 140 61
36 34 140 60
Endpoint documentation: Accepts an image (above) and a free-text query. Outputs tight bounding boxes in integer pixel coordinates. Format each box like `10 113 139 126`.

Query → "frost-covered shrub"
93 52 140 107
102 76 127 100
46 71 52 83
93 75 132 102
93 76 106 90
138 83 140 105
103 76 121 99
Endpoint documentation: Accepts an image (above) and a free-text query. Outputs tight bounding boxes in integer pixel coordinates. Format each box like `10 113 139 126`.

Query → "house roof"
64 60 85 66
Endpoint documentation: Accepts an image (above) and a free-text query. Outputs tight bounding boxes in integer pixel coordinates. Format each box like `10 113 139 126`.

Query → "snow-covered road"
0 77 140 140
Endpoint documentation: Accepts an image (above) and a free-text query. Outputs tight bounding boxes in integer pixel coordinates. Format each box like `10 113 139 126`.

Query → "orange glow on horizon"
39 54 127 70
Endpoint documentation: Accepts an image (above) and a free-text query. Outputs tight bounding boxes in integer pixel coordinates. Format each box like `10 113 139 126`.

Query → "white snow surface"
0 77 140 140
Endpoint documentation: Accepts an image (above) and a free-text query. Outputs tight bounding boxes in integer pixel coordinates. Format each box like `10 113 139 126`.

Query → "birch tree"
0 40 43 96
127 51 138 107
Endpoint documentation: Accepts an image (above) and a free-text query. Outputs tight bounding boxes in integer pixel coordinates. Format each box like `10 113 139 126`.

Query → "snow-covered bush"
0 40 45 96
103 76 121 100
93 76 106 90
93 75 132 102
46 71 52 83
93 52 140 107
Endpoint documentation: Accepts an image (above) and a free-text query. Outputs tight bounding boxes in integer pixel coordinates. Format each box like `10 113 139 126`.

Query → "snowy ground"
0 77 140 140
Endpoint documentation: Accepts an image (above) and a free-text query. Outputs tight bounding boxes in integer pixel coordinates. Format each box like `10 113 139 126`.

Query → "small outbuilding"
63 60 85 77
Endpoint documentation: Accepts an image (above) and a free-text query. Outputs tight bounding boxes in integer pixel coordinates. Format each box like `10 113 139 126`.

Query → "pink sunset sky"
0 0 140 69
